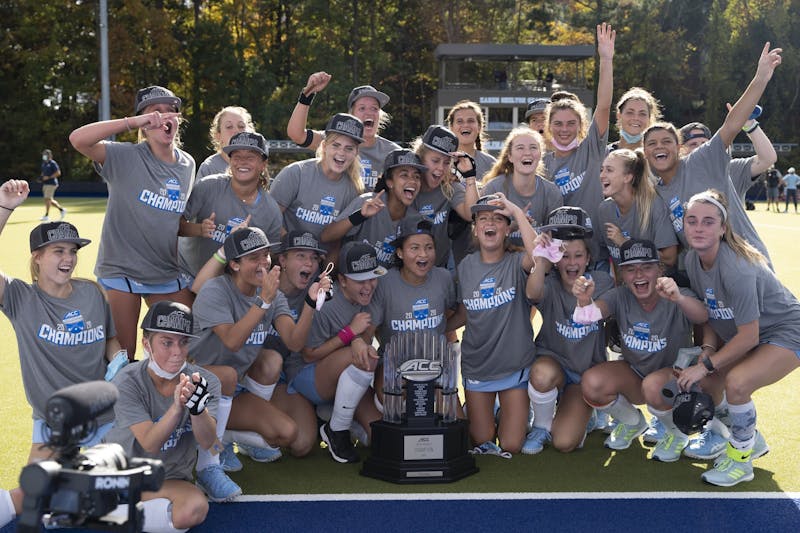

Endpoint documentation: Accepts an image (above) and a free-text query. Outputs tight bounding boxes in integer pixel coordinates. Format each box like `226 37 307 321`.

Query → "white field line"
237 492 800 502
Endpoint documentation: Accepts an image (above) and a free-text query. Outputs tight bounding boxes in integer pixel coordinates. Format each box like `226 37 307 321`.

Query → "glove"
186 375 213 415
452 153 476 181
104 350 129 381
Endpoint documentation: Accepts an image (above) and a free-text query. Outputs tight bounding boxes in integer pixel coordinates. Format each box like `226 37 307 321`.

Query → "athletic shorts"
764 340 800 359
33 418 113 446
463 367 530 393
99 276 189 295
287 363 325 405
767 187 779 200
42 184 58 199
262 335 291 360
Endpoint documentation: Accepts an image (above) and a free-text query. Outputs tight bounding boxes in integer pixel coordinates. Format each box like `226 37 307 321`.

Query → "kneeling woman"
676 190 800 486
450 193 538 455
106 301 220 532
577 239 707 456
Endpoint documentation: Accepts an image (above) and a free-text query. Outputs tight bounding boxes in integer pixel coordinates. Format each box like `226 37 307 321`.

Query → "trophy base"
361 419 478 484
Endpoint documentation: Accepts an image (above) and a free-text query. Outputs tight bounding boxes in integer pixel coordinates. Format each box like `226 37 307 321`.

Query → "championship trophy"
361 331 477 483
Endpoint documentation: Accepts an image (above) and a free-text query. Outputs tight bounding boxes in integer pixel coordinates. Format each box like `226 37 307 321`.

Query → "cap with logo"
141 301 198 338
278 230 326 255
375 149 428 193
135 86 181 115
347 85 390 110
325 113 364 144
222 132 269 158
421 125 458 156
538 206 594 240
338 241 387 281
223 227 274 261
30 222 91 252
470 194 511 223
679 122 712 144
392 215 434 248
524 98 550 120
617 238 659 266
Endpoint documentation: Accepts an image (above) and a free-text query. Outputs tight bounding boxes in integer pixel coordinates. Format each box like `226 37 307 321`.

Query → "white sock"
142 498 187 533
0 489 15 528
528 383 557 431
196 395 232 471
243 375 276 402
647 406 687 438
330 365 372 431
599 394 640 426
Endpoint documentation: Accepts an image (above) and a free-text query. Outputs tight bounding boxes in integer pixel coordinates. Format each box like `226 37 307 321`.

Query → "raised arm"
69 111 180 164
0 180 30 302
286 72 331 151
593 22 616 137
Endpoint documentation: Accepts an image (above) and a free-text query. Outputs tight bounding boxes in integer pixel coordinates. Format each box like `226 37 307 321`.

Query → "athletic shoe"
684 428 728 460
219 442 242 472
350 420 369 447
195 465 242 502
320 423 360 463
651 431 689 462
604 411 647 450
469 441 512 459
237 442 282 463
751 430 770 460
58 208 66 221
702 444 754 487
642 417 666 444
521 427 551 455
40 215 49 221
603 417 619 435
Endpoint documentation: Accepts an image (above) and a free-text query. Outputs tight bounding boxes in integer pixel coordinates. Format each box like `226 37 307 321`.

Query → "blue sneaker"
521 427 551 455
219 442 242 472
751 430 770 460
642 417 665 444
469 441 512 459
684 428 728 460
651 431 689 462
702 444 754 487
196 464 242 502
238 442 282 463
604 411 647 450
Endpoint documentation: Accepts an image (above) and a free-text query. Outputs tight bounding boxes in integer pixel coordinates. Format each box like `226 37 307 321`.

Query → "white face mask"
42 155 48 161
145 348 186 380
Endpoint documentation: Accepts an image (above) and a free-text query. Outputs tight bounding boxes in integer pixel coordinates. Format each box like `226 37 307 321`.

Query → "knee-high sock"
647 406 687 438
597 394 640 426
728 401 757 450
528 383 557 432
196 395 232 471
330 365 372 432
243 375 276 402
0 489 15 529
142 498 188 533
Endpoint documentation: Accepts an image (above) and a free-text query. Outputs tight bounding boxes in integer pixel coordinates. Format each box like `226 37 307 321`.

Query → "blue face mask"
620 129 643 144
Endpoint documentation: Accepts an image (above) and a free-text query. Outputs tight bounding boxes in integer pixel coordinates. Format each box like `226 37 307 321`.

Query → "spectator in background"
525 98 550 135
39 149 66 221
765 166 781 212
782 167 799 213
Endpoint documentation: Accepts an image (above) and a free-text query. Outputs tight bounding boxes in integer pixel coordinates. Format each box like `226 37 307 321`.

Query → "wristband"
0 205 14 212
298 129 315 148
348 210 367 226
702 356 716 374
212 252 227 265
305 293 317 308
337 325 355 346
253 296 271 310
298 90 316 106
742 121 759 135
124 117 133 132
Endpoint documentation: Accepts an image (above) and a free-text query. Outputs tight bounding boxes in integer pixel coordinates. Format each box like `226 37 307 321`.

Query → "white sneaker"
40 215 49 221
58 208 66 221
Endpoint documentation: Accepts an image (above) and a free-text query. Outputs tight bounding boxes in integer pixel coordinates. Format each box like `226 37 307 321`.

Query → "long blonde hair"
446 100 489 152
482 126 545 185
209 106 255 152
607 148 655 234
317 133 364 194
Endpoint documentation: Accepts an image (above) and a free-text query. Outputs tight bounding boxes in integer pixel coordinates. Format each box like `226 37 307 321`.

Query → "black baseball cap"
338 241 387 281
538 206 594 240
421 125 458 156
392 215 434 247
222 132 269 158
470 194 511 224
135 86 181 114
618 239 659 266
679 122 712 144
524 98 550 120
29 222 91 252
223 227 274 261
325 113 364 144
278 231 326 255
141 301 197 338
347 85 390 109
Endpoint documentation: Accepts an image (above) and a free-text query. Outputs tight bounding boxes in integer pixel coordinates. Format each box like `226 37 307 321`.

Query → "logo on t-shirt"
390 298 444 332
479 277 496 298
360 157 377 191
463 277 516 311
63 310 85 333
296 196 338 226
554 167 583 196
418 204 434 218
622 321 667 352
704 288 734 319
412 298 429 320
668 196 684 233
556 318 599 340
38 310 105 346
138 178 187 213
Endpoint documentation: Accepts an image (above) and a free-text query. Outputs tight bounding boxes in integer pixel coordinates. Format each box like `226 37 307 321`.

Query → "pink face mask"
573 302 602 324
551 138 579 152
533 238 565 263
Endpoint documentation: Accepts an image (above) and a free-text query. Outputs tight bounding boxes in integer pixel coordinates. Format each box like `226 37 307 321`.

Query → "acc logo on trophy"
398 359 443 382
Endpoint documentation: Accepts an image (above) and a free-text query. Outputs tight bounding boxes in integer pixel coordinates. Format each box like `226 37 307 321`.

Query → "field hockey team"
0 22 795 532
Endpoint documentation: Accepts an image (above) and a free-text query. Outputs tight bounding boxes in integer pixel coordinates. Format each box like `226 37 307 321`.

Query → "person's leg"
550 385 593 453
583 361 647 450
271 384 318 457
464 390 497 446
146 287 195 309
142 480 208 532
228 393 298 448
496 387 530 453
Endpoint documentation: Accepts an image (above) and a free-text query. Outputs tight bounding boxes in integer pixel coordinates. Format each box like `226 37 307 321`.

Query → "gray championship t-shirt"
196 153 228 180
191 275 292 379
543 120 609 264
729 156 757 203
482 174 563 247
368 267 457 346
451 150 497 264
306 286 367 350
474 150 497 182
686 242 800 349
105 361 220 481
178 174 282 277
1 278 115 423
94 142 195 283
358 136 401 191
270 158 361 248
414 183 467 267
598 286 696 376
457 251 536 381
534 270 614 374
596 197 677 265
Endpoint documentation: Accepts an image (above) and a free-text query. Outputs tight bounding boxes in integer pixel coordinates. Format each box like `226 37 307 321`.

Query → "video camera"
17 381 165 532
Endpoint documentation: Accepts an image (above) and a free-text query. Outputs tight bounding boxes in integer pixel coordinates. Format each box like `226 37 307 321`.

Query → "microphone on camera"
45 381 118 447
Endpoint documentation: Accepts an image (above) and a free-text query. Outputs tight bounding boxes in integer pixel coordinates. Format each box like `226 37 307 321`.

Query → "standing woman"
412 125 480 268
597 148 678 271
178 132 282 280
608 88 661 152
0 180 125 529
271 113 365 257
543 23 616 271
677 190 800 486
450 194 539 455
69 85 195 359
287 72 400 190
446 100 497 181
196 106 255 179
481 126 563 248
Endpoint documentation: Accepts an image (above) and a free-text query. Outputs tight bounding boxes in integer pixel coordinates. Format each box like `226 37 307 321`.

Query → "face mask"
532 238 565 263
146 349 186 380
572 302 602 324
620 130 643 144
550 138 579 152
42 155 48 161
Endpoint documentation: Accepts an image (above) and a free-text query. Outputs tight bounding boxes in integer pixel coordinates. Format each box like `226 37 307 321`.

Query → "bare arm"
655 277 708 324
593 23 616 137
286 72 331 150
69 112 179 164
0 180 31 302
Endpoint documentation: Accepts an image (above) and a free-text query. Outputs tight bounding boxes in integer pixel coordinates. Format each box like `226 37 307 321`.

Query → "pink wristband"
337 326 355 346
